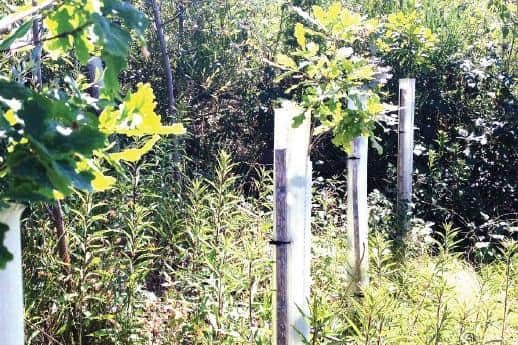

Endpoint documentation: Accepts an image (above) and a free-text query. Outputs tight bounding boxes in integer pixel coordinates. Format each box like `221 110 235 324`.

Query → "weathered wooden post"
274 107 289 345
397 78 416 244
273 101 312 344
347 92 369 292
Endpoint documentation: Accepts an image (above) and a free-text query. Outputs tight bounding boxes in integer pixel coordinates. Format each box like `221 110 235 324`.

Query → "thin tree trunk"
150 0 176 118
178 1 185 43
149 0 180 178
31 3 72 280
50 202 71 276
31 10 42 87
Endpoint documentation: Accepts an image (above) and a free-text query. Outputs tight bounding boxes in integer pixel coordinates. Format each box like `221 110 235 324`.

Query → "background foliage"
0 0 516 343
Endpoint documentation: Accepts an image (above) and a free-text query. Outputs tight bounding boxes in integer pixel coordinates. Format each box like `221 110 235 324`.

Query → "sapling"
0 2 185 343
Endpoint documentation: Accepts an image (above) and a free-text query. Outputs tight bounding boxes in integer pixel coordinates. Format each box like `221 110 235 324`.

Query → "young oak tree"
275 2 390 153
0 0 185 268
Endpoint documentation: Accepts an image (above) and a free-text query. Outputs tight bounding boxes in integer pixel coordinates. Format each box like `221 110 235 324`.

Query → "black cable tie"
269 239 292 246
347 156 360 160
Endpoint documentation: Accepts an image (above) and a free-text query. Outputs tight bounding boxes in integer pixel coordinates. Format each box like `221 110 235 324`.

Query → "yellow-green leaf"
99 83 186 137
328 2 342 22
3 109 18 125
313 6 326 24
109 135 160 162
276 54 297 69
91 170 116 191
294 23 306 49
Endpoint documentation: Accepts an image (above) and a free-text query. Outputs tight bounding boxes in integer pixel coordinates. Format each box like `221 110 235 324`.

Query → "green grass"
22 153 517 344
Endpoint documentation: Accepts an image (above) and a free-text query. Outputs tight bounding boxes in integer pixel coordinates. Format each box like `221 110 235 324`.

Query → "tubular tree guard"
397 78 416 246
347 92 369 292
273 101 312 344
0 205 26 345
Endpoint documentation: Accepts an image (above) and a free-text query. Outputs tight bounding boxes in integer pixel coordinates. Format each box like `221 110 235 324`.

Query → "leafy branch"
0 0 60 33
0 23 90 54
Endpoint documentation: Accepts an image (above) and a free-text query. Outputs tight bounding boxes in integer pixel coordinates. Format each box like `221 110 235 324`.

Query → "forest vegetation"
0 0 516 344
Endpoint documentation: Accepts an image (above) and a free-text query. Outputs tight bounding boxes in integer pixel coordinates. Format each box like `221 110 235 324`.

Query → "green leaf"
0 20 33 51
93 14 131 57
16 94 106 157
74 32 92 64
101 52 127 95
102 0 149 37
276 54 297 69
6 146 56 201
43 5 76 58
53 160 94 191
294 23 306 49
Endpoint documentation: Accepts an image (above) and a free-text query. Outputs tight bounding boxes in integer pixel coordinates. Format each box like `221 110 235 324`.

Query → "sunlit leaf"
91 170 116 191
100 83 186 137
0 20 32 51
276 54 297 69
109 135 160 162
294 23 306 49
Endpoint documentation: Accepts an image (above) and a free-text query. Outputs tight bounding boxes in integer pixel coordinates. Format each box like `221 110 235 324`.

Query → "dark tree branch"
1 23 89 54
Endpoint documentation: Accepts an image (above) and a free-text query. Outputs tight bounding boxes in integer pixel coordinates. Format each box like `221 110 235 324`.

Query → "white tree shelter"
272 84 417 342
273 101 312 345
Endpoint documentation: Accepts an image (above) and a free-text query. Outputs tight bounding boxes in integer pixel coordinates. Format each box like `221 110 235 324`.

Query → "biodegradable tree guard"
0 204 26 345
273 101 312 344
397 79 416 242
347 93 369 291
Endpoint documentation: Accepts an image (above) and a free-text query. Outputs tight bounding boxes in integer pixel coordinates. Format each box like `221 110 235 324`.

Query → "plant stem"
500 253 512 344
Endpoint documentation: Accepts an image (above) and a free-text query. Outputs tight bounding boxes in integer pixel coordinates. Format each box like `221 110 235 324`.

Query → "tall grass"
22 153 517 344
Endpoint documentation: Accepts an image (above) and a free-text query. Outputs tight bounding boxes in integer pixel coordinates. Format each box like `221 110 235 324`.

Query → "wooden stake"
397 78 416 243
274 148 289 345
347 93 369 292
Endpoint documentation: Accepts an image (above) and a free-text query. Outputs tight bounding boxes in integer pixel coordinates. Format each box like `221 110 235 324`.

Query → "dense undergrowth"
1 0 516 343
23 153 517 344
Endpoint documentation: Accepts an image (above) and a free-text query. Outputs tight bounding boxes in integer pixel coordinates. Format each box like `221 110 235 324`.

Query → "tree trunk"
149 0 180 178
50 202 71 277
31 4 72 280
31 10 42 87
